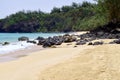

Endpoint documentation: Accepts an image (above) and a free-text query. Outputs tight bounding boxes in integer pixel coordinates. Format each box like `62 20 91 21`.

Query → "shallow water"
0 33 64 54
0 33 64 43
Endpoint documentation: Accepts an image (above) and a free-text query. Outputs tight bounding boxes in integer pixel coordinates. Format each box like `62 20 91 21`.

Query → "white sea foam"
0 33 65 54
0 41 34 54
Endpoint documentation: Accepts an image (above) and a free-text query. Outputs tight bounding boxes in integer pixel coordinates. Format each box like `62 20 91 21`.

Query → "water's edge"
0 33 64 54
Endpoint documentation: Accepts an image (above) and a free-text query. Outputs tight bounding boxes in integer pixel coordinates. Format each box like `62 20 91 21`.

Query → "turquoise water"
0 33 64 43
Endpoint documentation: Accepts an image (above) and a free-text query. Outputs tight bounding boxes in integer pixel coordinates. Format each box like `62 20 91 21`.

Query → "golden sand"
0 42 91 80
39 44 120 80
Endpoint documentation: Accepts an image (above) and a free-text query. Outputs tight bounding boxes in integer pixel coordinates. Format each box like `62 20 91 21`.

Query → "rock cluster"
36 34 77 48
77 22 120 45
18 22 120 47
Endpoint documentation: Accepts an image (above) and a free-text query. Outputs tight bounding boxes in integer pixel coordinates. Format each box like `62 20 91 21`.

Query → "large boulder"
88 42 93 45
41 36 63 48
36 37 45 41
37 37 45 45
18 36 29 41
76 40 87 45
63 34 77 43
42 40 52 48
52 36 63 45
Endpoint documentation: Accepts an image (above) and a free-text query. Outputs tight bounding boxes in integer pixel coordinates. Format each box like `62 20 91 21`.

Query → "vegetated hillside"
0 1 107 33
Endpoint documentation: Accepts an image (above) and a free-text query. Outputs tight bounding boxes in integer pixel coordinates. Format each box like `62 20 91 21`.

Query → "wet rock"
18 36 29 41
27 40 37 44
37 37 45 45
36 37 45 41
2 42 10 46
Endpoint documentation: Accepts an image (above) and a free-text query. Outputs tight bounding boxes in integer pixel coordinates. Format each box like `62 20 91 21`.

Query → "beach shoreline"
0 41 92 80
0 31 86 62
0 31 119 80
0 44 44 62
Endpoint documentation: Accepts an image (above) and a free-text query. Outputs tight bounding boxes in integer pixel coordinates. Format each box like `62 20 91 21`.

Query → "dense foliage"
0 1 107 33
96 0 120 23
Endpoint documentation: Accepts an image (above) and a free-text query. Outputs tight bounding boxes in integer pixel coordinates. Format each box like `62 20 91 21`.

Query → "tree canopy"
0 1 115 33
96 0 120 23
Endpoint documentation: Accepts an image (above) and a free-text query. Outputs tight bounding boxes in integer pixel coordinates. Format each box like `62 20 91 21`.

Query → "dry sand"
39 44 120 80
0 42 91 80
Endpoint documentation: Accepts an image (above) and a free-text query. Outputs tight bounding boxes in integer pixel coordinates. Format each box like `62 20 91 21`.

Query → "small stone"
88 42 93 45
93 41 104 45
2 42 10 46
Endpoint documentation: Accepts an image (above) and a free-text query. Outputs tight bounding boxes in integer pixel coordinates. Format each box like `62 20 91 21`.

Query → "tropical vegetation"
0 0 119 33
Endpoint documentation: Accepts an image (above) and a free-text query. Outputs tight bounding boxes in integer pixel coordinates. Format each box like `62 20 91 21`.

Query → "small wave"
0 41 34 54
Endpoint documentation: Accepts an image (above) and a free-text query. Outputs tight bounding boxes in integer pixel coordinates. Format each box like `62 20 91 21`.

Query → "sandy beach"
0 32 119 80
0 0 120 79
39 44 120 80
0 42 92 80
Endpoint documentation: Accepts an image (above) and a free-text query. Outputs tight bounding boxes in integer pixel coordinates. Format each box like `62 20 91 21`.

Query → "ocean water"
0 33 64 54
0 33 64 43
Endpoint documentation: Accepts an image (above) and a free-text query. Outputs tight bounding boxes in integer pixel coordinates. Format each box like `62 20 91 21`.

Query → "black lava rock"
93 41 104 45
36 37 45 41
76 40 86 45
27 40 37 44
63 34 77 43
2 42 10 46
88 42 93 45
111 39 120 44
18 36 29 41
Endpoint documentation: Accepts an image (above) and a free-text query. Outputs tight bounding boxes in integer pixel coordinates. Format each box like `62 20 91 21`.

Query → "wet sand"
0 45 44 62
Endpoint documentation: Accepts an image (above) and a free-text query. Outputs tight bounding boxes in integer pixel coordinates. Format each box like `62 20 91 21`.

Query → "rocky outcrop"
37 34 77 48
63 34 77 43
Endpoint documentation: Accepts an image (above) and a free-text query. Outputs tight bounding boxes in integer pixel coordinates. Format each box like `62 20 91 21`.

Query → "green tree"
51 7 61 14
96 0 120 23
